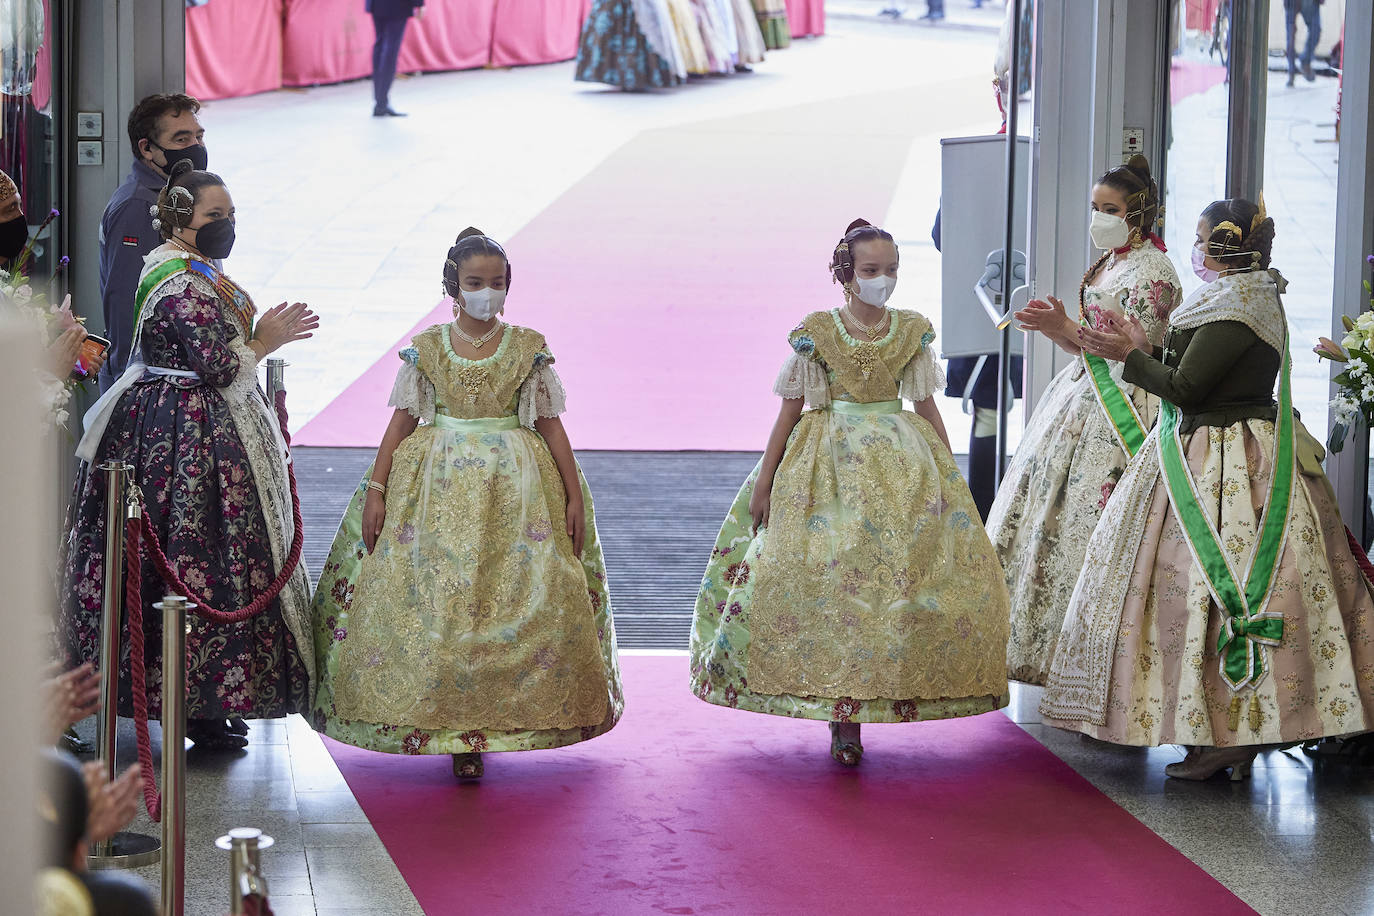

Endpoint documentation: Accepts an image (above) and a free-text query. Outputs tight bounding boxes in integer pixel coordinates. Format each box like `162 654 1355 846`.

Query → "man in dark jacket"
368 0 425 117
96 93 208 392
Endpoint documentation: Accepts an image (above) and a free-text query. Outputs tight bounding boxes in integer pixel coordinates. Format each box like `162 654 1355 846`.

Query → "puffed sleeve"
773 325 830 406
388 346 436 423
899 329 946 402
518 349 567 428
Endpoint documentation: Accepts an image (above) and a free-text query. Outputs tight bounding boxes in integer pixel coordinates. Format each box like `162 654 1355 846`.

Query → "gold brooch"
456 365 488 403
852 342 880 380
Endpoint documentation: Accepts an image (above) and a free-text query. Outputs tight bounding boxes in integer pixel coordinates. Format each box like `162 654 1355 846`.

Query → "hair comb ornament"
832 241 851 284
1251 192 1268 234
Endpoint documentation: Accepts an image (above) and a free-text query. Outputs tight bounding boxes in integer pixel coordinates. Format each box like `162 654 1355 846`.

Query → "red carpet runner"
322 656 1255 915
295 80 988 452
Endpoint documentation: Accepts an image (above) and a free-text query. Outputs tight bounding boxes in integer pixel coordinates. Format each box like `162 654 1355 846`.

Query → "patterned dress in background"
751 0 790 49
311 323 623 755
691 309 1010 724
576 0 685 90
987 242 1181 685
61 247 311 720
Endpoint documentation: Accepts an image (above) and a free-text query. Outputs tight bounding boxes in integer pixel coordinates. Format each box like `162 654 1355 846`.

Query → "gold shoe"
829 722 863 767
1164 745 1257 781
452 752 483 780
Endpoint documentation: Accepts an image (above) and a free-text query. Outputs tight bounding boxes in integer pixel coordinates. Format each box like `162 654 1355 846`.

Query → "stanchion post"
216 827 275 915
88 462 159 870
157 594 193 916
265 358 286 401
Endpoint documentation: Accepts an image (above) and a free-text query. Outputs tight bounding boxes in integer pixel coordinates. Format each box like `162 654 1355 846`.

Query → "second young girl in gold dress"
690 219 1010 766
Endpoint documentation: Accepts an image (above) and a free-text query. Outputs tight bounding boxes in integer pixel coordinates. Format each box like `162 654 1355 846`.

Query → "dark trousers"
372 14 410 111
1284 0 1321 73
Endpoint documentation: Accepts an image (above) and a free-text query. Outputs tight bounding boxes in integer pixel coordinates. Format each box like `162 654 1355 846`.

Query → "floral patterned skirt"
576 0 679 90
311 425 623 755
987 360 1157 685
60 380 310 720
1040 419 1374 746
690 407 1010 723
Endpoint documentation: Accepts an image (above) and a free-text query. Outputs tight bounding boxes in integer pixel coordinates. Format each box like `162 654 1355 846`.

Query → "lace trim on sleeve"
387 350 436 423
899 347 946 403
773 352 830 407
518 364 568 428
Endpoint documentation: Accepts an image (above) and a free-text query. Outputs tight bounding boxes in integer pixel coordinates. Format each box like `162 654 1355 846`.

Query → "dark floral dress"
61 258 310 720
576 0 680 90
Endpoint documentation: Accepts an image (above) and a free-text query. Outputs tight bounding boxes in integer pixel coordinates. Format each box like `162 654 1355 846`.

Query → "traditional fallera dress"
311 323 623 755
691 309 1010 723
987 243 1181 685
576 0 687 90
751 0 790 49
1040 270 1374 746
62 245 312 720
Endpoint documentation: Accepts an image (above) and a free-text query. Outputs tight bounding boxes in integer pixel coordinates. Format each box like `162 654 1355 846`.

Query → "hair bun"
845 218 872 234
1124 154 1151 181
455 226 485 243
167 158 195 183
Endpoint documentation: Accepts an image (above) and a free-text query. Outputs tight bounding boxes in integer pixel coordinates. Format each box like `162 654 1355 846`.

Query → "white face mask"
853 274 897 307
1089 210 1132 251
458 287 506 322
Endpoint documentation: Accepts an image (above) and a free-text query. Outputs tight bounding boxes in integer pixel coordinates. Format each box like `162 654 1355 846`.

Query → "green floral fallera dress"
690 309 1011 724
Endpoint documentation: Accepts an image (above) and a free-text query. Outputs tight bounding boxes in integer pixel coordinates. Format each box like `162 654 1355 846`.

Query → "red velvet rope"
120 389 303 820
1347 526 1374 588
124 517 162 821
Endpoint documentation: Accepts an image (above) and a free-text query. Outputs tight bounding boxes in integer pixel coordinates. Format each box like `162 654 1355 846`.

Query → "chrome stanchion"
265 358 287 401
88 461 160 870
216 827 275 915
156 594 194 916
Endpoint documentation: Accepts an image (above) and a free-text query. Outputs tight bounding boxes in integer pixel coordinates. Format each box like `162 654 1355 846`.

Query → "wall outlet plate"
76 112 103 138
76 141 103 166
1123 128 1144 154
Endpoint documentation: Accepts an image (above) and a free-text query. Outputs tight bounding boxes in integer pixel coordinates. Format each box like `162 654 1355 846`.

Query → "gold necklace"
452 319 503 349
842 304 888 341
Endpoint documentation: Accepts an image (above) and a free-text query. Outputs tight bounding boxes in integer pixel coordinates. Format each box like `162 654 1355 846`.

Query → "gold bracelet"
366 480 386 496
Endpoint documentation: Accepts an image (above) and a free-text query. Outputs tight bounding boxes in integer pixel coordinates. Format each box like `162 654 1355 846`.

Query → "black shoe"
1286 72 1296 87
60 730 95 758
372 106 408 117
1303 61 1315 82
918 12 944 20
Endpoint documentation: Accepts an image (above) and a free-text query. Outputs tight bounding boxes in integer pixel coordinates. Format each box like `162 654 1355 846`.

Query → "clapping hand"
253 302 319 355
1077 311 1148 362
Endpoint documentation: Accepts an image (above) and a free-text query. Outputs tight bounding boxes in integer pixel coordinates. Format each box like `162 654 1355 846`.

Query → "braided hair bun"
152 158 225 240
1200 198 1275 270
830 218 896 284
443 227 511 297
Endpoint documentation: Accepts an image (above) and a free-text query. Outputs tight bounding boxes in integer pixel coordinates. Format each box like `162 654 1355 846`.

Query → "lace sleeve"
773 352 830 406
518 352 568 428
387 347 436 423
900 347 946 403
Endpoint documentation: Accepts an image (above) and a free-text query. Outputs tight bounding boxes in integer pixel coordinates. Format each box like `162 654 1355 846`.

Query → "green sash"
431 413 521 432
132 257 189 331
1157 333 1294 691
1084 351 1147 457
829 399 903 417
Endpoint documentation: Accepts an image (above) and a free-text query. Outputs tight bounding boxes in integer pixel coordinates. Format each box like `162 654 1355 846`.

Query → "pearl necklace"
452 319 504 349
842 304 889 341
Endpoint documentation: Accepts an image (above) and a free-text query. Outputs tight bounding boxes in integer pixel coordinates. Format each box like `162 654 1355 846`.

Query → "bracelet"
366 480 387 496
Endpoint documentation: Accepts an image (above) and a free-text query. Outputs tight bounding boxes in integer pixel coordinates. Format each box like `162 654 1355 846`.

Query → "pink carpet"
322 656 1256 916
296 81 987 451
1171 59 1228 105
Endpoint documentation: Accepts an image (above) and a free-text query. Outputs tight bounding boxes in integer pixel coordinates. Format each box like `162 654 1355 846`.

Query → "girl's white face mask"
853 274 897 307
1089 210 1131 251
458 287 506 321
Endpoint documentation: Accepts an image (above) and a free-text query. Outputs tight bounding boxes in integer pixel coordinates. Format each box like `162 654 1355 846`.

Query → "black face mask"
192 217 235 259
154 142 208 174
0 215 29 261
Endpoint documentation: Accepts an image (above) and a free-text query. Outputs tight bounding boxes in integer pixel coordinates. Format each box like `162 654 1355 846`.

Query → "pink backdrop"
186 0 285 102
785 0 824 38
187 0 590 100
